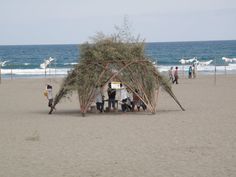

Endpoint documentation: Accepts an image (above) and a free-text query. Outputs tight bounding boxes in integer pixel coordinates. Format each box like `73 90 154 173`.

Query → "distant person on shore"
173 67 179 84
188 66 192 79
192 64 197 78
95 85 104 113
107 83 116 111
168 66 174 82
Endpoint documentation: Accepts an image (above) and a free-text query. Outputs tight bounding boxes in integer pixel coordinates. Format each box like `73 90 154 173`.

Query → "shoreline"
1 67 236 80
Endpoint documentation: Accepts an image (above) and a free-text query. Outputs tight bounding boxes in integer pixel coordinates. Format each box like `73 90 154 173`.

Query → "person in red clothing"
132 89 147 111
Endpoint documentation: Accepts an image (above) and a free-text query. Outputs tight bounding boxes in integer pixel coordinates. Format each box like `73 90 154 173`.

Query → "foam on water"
1 68 71 75
1 64 236 78
63 62 78 65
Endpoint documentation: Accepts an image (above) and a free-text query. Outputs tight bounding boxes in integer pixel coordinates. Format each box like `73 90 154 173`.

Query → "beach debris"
0 60 9 84
40 57 54 69
40 57 55 77
0 60 9 67
25 131 40 142
195 60 213 66
180 58 213 66
179 57 197 65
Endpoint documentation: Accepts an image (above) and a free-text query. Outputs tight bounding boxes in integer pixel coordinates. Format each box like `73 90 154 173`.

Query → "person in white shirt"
46 84 53 108
120 83 131 112
95 85 104 112
168 66 174 82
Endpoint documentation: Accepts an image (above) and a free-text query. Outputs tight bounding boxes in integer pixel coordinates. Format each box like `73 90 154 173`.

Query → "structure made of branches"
50 33 185 116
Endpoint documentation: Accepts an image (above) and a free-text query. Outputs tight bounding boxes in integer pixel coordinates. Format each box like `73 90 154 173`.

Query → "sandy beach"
0 74 236 177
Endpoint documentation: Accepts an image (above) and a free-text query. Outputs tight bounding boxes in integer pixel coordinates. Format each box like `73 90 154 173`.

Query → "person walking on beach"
188 66 192 79
168 66 174 82
45 84 53 108
173 67 179 84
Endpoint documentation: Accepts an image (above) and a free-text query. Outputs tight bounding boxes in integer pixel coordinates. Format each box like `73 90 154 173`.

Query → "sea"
0 40 236 78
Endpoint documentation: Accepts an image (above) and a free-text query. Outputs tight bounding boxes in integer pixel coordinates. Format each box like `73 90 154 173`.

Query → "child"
47 85 53 108
44 84 57 114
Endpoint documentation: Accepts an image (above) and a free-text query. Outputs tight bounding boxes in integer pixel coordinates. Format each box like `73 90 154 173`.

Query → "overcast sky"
0 0 236 45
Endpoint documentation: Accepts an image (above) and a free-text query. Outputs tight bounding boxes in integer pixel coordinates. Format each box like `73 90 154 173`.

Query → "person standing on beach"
132 89 141 111
46 84 53 108
168 66 174 82
188 66 192 79
95 85 104 113
173 67 179 84
120 83 132 112
107 83 116 111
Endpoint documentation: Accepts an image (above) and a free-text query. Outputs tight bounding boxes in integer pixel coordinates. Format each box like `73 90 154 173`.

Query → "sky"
0 0 236 45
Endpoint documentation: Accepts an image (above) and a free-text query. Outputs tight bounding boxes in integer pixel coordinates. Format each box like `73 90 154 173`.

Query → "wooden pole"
11 66 13 80
49 63 51 82
0 65 1 84
54 59 56 78
224 64 227 76
214 59 216 85
48 63 51 78
154 88 160 113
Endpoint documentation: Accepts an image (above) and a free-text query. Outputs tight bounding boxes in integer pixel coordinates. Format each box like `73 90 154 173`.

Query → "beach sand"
0 75 236 177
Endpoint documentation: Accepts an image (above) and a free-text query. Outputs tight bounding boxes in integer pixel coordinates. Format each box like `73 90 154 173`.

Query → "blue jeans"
96 102 103 112
108 98 116 109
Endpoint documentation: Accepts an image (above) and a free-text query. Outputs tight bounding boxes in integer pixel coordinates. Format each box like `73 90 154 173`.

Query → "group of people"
95 83 146 113
168 66 179 84
188 64 197 79
119 84 146 112
169 64 197 84
44 83 147 113
94 83 116 113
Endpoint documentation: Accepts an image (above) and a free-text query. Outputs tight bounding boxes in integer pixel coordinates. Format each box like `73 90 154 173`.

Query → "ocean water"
0 40 236 78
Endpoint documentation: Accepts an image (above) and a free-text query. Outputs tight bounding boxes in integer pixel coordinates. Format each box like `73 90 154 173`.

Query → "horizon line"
0 39 236 46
